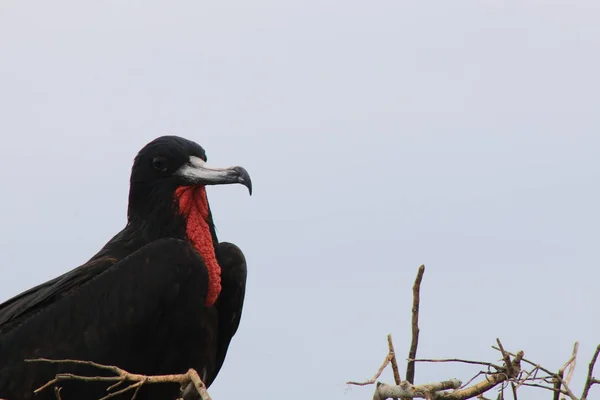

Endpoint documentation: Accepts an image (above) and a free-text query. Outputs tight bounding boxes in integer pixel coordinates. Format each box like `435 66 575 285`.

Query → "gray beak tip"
233 166 252 196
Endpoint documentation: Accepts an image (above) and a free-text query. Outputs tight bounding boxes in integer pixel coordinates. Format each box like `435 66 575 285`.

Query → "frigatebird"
0 136 251 400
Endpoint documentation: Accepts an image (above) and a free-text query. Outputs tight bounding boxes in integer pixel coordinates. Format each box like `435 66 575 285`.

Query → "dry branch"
347 351 395 386
373 352 525 400
373 379 461 400
388 334 402 386
406 265 424 385
490 346 579 400
439 350 524 400
581 344 600 400
563 342 579 388
24 358 211 400
347 265 600 400
409 359 501 370
554 342 579 400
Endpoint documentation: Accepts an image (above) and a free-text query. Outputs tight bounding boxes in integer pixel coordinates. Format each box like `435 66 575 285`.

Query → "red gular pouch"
174 186 221 307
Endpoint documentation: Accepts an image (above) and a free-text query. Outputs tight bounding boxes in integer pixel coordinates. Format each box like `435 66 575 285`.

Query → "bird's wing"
0 238 212 400
181 241 247 400
212 241 248 383
0 255 119 334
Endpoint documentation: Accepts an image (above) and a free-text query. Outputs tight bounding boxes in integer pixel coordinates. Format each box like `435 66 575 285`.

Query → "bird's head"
126 135 251 241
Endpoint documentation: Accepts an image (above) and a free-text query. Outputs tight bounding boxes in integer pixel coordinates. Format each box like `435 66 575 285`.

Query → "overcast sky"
1 1 599 399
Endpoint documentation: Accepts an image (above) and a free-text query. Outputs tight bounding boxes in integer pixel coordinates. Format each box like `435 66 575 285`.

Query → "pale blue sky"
1 1 599 399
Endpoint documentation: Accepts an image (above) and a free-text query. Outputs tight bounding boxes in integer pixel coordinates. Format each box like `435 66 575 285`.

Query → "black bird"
0 136 251 400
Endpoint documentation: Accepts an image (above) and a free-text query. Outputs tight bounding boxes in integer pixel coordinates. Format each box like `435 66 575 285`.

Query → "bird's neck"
174 186 222 307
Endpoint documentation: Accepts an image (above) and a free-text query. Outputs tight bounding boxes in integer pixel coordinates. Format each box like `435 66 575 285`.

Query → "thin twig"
130 379 145 400
460 371 486 390
551 372 578 400
553 368 564 400
513 365 539 390
563 341 579 388
410 358 502 370
490 347 555 377
554 342 579 400
495 339 514 377
99 381 144 400
24 358 211 400
388 334 402 385
107 378 126 392
495 352 577 400
347 351 393 386
406 265 424 385
582 344 600 400
518 382 568 394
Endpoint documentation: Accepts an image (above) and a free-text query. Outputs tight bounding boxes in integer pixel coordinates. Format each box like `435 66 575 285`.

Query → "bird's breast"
174 186 222 306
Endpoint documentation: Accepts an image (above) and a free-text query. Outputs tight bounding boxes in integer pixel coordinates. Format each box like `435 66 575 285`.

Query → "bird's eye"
152 156 168 172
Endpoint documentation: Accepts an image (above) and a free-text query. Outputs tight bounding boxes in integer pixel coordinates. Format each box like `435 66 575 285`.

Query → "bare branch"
24 358 211 400
348 267 600 400
582 344 600 400
187 369 212 400
554 342 579 400
406 265 425 385
491 346 556 377
495 339 514 378
450 372 509 400
553 362 565 400
373 379 461 400
441 352 523 400
376 351 525 400
410 359 501 370
513 365 539 390
509 382 517 400
518 382 568 394
563 341 579 388
348 350 393 386
99 381 144 400
490 348 577 400
459 371 486 390
388 334 402 385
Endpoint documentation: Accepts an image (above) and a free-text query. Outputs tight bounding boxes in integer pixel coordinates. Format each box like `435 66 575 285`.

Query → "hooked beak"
175 156 252 195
